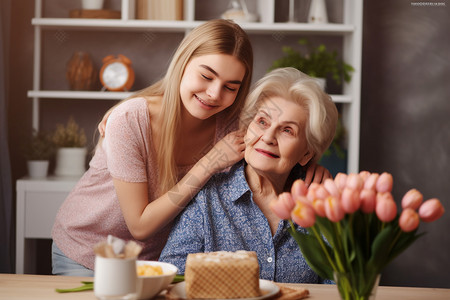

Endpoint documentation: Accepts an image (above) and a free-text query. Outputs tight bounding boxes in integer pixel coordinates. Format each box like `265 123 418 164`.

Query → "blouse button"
267 257 273 263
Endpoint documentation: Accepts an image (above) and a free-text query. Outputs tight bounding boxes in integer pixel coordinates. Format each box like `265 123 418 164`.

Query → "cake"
185 251 261 299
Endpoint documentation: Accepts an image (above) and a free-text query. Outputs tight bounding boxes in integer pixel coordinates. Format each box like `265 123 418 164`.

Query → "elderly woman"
159 67 338 283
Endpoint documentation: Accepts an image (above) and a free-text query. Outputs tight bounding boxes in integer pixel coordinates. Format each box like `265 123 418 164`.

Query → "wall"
7 0 450 287
361 0 450 288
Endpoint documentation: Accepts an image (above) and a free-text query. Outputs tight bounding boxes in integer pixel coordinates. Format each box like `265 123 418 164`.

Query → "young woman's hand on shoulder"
200 130 246 174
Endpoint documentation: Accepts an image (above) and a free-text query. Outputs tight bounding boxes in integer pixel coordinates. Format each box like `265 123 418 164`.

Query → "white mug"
94 256 138 300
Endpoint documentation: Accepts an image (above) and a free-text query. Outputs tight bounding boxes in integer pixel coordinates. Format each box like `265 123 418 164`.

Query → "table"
16 177 79 274
1 274 450 300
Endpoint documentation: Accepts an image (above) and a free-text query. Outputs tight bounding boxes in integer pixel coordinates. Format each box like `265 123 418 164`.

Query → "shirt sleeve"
104 100 149 182
158 194 206 274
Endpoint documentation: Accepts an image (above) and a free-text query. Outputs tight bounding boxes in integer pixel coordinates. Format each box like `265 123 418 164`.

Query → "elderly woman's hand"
304 163 332 186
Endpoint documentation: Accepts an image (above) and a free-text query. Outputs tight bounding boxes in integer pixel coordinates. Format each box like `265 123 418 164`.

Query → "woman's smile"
255 148 279 158
194 94 219 110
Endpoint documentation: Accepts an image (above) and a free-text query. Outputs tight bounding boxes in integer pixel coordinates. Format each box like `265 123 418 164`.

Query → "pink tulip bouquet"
271 171 445 300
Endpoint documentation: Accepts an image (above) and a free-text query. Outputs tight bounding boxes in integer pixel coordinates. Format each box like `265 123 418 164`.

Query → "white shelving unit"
28 0 363 173
19 0 362 273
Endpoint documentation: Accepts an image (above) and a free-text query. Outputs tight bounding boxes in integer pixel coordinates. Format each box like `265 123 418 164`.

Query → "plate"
168 279 280 300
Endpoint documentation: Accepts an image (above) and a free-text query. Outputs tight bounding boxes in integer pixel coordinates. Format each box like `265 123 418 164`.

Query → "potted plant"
24 130 56 178
270 38 354 89
52 117 87 177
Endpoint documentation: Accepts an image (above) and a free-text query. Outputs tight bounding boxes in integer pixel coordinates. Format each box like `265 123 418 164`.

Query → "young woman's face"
244 96 312 177
180 54 245 120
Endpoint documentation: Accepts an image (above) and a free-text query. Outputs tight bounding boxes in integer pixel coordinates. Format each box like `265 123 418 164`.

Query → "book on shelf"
136 0 183 20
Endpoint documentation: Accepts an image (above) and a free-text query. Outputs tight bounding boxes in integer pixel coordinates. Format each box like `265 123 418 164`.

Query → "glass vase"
333 272 381 300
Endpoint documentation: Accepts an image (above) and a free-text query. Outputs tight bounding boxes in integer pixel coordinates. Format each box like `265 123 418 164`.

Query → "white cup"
94 256 138 300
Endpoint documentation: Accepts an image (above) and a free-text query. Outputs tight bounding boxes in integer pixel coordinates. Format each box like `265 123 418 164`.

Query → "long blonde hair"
101 19 253 194
240 67 338 164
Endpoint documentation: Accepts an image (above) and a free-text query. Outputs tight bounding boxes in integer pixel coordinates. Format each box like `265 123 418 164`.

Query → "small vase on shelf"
221 0 258 22
308 0 328 24
81 0 104 10
288 0 296 23
66 51 98 91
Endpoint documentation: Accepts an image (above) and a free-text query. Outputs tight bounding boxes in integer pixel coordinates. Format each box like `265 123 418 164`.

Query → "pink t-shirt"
52 97 234 270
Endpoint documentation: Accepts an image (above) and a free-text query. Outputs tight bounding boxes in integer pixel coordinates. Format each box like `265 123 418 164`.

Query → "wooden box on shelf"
136 0 183 20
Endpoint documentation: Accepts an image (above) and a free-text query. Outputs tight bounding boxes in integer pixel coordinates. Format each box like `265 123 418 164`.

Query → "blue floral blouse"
159 160 331 284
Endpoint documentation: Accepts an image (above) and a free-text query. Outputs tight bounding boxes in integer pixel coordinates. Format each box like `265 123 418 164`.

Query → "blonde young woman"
52 20 330 276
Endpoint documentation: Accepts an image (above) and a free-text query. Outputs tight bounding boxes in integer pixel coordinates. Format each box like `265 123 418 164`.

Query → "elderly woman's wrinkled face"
244 96 312 177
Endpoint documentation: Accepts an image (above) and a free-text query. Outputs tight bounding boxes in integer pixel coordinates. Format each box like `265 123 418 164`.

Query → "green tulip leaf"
386 231 425 266
367 225 397 272
288 226 334 280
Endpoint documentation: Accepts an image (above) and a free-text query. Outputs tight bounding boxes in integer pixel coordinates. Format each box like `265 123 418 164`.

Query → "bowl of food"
136 260 178 299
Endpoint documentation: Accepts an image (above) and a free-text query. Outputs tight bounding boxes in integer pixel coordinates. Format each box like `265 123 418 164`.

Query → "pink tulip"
334 173 348 191
359 171 371 181
376 198 397 222
306 183 320 204
376 172 393 193
312 198 326 217
291 179 308 198
341 188 361 213
399 208 420 232
316 185 330 200
401 188 423 210
283 192 298 212
270 193 295 220
291 201 316 228
324 178 340 197
418 198 445 222
364 173 379 191
346 173 364 191
360 189 377 213
376 191 394 203
324 196 345 222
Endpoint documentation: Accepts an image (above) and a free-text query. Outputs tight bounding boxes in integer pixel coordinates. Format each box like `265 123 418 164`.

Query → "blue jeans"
51 242 94 277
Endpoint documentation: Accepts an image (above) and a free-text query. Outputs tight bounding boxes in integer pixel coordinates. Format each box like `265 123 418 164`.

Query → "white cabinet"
15 177 78 274
22 0 362 271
